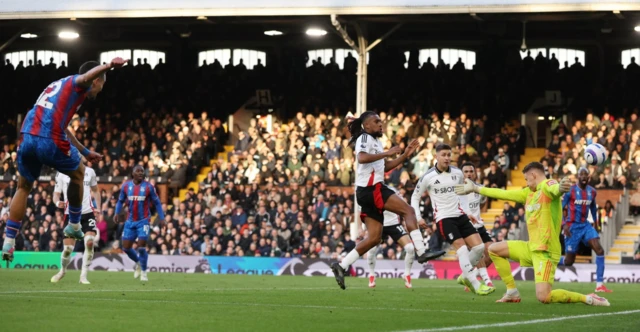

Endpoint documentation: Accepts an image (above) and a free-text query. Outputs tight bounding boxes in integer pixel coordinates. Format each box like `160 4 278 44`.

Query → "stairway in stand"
177 145 234 202
606 222 640 264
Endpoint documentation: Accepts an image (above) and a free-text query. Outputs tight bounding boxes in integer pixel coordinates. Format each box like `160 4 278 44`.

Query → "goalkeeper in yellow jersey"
454 162 610 306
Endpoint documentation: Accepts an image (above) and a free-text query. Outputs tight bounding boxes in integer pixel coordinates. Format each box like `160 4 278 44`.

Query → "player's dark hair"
522 161 545 174
435 144 451 152
461 161 475 170
79 61 100 75
132 165 144 175
348 111 377 145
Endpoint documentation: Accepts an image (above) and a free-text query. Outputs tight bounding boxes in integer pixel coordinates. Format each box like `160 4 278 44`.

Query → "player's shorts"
565 222 599 254
64 212 97 236
18 133 80 182
122 219 150 241
356 182 396 224
382 224 408 243
507 240 560 284
436 215 478 244
476 226 493 244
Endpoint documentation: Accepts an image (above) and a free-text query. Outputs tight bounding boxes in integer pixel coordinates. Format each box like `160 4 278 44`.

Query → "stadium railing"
600 188 629 257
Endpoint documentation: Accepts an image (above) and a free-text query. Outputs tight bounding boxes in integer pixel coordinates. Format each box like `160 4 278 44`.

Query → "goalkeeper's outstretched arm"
454 179 527 204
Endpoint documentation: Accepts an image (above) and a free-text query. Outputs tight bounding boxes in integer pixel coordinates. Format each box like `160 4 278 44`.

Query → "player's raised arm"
541 177 572 199
74 57 128 87
148 184 166 221
384 139 420 172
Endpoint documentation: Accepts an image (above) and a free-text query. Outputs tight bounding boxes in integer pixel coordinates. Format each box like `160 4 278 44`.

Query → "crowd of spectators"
2 49 640 261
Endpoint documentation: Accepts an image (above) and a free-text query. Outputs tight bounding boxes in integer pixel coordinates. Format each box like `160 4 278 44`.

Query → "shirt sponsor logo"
526 203 541 212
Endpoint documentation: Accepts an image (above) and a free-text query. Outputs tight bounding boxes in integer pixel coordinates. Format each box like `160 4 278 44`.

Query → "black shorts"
382 224 408 243
64 212 97 236
477 226 493 244
436 215 478 244
356 183 396 224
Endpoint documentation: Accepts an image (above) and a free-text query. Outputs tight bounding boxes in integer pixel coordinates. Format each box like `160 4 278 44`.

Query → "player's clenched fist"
109 57 129 69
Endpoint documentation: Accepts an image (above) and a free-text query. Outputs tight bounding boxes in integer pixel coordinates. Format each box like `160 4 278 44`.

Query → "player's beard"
371 130 383 138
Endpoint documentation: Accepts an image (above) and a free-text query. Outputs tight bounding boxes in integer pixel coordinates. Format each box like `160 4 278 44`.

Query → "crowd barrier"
3 253 640 284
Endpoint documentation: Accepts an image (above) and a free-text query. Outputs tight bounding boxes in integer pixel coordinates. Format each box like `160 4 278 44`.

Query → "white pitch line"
395 309 640 332
0 289 174 294
0 284 462 294
0 294 546 317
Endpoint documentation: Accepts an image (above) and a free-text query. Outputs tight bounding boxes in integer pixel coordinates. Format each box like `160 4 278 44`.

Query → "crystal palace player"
411 144 494 295
1 58 128 262
330 111 445 290
51 161 101 284
560 167 612 293
115 166 165 282
460 162 494 290
367 190 416 289
455 162 609 306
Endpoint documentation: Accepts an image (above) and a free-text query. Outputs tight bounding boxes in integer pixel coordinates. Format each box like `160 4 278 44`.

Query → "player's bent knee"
62 245 74 257
536 291 551 304
84 236 95 250
404 244 415 256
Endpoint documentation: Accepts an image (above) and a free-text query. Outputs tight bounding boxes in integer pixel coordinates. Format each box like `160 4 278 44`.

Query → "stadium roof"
0 11 639 46
1 0 640 19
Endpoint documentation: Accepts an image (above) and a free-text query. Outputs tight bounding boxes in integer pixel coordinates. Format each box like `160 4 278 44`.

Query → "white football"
584 143 608 166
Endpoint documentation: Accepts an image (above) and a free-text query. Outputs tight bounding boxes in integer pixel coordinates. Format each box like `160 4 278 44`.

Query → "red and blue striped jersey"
562 184 597 226
115 180 165 222
20 75 90 153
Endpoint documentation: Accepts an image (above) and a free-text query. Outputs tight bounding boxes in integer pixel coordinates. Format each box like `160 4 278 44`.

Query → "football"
584 143 608 166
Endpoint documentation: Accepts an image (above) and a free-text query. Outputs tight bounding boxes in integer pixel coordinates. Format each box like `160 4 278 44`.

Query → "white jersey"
411 164 469 222
355 133 385 187
382 209 400 227
464 183 487 229
54 167 98 215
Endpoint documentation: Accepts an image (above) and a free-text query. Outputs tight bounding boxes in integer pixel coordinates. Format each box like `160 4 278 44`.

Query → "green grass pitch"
0 270 638 331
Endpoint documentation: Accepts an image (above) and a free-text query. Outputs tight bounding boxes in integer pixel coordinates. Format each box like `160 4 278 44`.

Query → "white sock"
506 288 519 296
4 238 15 247
457 246 481 290
478 267 491 285
409 230 426 256
470 267 479 279
60 245 74 273
340 249 361 270
596 282 603 288
82 248 94 276
469 244 485 267
71 223 81 231
367 246 378 276
403 243 415 277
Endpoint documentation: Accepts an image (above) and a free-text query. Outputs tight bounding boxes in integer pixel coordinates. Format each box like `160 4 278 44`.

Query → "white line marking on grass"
0 289 174 294
0 285 458 294
0 294 545 317
395 309 640 332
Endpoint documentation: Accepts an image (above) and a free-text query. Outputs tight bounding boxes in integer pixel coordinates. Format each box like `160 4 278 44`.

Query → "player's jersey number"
36 81 62 109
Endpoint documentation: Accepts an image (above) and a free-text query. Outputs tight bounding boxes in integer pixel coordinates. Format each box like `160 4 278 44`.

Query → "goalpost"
330 15 402 240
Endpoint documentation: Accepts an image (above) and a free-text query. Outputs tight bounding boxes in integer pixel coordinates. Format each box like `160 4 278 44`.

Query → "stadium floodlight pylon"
331 14 402 240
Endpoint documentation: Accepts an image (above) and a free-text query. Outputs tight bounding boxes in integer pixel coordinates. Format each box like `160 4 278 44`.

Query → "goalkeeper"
454 162 610 306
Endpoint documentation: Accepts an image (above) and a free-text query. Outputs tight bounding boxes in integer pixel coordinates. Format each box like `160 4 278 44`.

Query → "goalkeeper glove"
454 178 479 195
559 177 572 194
